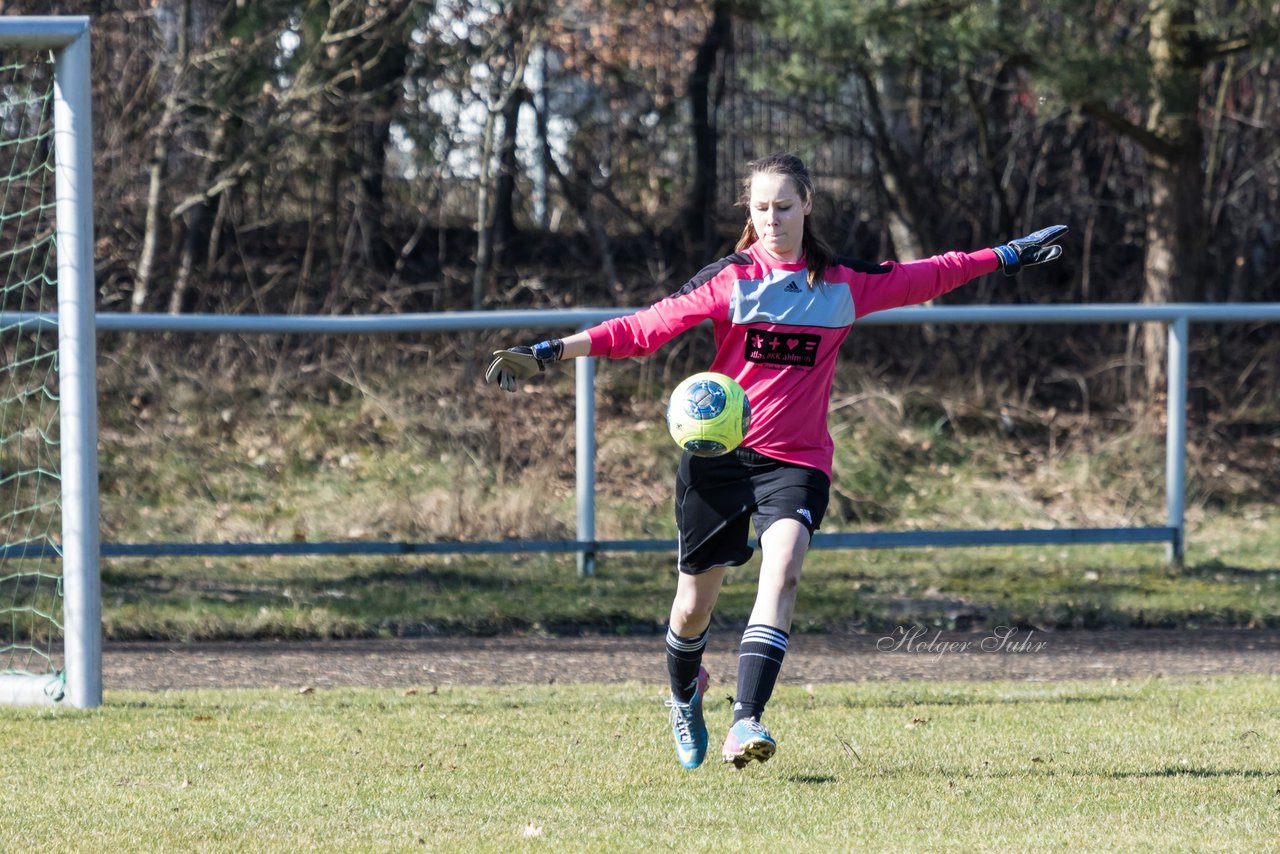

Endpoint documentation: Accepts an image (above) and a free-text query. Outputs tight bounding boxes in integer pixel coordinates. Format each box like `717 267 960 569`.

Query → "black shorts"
674 447 830 575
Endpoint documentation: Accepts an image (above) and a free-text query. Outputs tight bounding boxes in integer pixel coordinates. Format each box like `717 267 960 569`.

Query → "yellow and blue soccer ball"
666 372 751 457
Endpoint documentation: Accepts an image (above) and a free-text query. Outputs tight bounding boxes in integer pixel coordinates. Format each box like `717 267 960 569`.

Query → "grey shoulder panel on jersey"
730 269 856 328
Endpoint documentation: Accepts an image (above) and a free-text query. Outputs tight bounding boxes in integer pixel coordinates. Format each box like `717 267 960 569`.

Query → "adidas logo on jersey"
783 281 802 293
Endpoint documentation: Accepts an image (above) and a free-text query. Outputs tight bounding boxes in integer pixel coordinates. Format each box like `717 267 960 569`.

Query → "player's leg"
749 517 810 632
723 460 828 767
665 451 754 769
668 449 753 701
722 520 809 767
667 565 726 699
664 567 725 769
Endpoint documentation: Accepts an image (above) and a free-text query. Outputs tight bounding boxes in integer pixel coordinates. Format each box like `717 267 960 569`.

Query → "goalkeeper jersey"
585 241 1000 477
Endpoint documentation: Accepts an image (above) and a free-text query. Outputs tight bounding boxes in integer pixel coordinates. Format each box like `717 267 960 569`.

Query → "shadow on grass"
104 562 528 597
1108 767 1279 779
833 693 1141 710
787 774 838 785
1180 561 1280 580
333 562 544 591
860 765 1278 781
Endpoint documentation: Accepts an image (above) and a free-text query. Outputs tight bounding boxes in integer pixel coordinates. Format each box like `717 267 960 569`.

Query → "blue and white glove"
485 339 563 392
993 225 1068 276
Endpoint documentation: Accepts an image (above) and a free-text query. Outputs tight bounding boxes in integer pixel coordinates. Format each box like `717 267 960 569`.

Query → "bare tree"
683 0 732 259
1082 1 1279 394
469 1 543 309
134 0 193 313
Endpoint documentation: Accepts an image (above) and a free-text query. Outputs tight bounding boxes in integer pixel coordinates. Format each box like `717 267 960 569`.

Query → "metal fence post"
575 356 597 577
1165 316 1189 565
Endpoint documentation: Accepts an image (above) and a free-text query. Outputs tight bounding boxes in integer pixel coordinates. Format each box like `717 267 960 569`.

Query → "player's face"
748 172 812 262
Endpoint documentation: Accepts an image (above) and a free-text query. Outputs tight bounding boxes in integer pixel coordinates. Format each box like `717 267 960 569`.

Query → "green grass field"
2 677 1277 850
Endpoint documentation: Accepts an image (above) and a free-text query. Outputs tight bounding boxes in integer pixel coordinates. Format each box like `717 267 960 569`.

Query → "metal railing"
7 302 1278 574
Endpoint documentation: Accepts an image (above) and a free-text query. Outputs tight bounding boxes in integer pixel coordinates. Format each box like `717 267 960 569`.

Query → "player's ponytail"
735 153 834 287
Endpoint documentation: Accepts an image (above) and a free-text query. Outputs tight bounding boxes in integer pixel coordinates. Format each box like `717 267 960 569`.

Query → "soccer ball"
666 372 751 457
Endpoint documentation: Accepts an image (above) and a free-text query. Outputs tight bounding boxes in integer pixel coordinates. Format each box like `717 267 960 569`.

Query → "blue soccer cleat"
664 666 710 769
721 717 776 768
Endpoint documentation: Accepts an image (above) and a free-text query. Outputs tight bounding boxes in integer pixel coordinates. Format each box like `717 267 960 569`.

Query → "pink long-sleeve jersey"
587 241 1000 477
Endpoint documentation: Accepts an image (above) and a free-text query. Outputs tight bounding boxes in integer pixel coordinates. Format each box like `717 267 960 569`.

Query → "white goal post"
0 16 101 708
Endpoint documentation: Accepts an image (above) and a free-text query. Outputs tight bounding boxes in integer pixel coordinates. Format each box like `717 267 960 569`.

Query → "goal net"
0 17 101 708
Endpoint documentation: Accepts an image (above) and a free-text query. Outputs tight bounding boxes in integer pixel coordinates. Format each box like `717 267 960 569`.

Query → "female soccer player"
486 152 1066 770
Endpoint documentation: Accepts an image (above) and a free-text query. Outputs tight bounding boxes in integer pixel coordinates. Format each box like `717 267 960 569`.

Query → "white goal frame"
0 16 101 708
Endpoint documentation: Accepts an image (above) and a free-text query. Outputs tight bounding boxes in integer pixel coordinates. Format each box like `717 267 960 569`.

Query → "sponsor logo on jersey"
783 280 802 293
797 508 813 525
744 330 820 368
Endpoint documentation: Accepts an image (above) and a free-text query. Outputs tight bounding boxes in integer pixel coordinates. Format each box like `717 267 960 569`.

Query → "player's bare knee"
671 596 713 626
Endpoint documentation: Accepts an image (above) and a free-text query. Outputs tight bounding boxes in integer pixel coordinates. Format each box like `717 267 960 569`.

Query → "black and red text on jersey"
743 330 820 368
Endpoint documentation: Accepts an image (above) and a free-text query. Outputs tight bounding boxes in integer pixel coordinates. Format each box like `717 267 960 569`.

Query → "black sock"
665 625 709 702
733 624 789 723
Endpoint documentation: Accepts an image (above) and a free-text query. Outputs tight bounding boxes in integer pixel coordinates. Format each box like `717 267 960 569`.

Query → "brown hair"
734 152 834 287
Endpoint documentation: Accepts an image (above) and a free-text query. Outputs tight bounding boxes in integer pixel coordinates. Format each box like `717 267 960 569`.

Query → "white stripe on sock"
666 627 708 653
741 625 788 651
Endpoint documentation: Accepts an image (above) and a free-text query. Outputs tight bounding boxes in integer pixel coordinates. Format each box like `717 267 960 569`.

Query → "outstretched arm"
853 225 1069 319
486 255 739 391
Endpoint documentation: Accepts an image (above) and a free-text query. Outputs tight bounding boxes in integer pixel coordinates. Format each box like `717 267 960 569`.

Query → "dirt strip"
102 628 1280 692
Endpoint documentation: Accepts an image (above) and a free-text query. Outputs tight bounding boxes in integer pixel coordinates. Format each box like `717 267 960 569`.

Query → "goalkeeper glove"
485 339 564 392
993 225 1068 276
